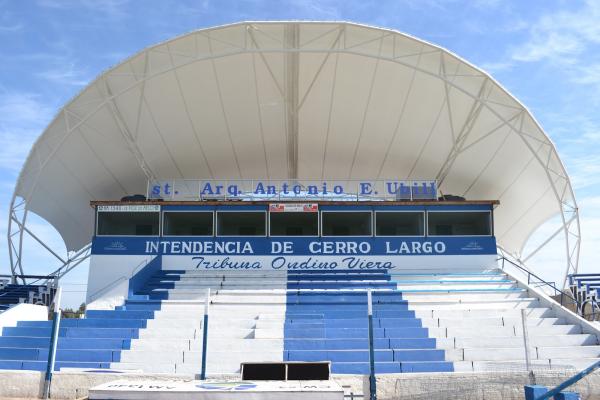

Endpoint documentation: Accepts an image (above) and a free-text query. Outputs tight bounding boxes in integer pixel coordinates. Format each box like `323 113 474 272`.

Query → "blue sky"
1 0 599 307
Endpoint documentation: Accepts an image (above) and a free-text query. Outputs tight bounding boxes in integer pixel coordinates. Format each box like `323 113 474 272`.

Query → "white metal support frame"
5 22 581 286
7 195 92 284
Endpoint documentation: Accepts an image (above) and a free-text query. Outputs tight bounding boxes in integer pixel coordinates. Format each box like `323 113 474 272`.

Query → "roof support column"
284 23 300 179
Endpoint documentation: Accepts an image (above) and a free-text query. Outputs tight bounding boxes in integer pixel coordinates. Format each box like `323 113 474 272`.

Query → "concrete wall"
0 303 48 332
375 371 600 400
0 370 599 399
86 254 156 309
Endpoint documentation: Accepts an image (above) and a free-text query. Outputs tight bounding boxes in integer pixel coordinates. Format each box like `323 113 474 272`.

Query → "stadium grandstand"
1 21 598 399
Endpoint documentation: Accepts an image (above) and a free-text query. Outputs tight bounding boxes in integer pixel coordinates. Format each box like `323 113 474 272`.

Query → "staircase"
111 269 287 374
397 271 600 371
284 270 453 374
0 267 598 375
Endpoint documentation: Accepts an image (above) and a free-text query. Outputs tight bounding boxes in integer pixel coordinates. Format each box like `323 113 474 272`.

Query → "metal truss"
7 196 91 285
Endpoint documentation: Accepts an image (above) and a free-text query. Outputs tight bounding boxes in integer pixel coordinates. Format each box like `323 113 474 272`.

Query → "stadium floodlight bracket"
7 196 91 284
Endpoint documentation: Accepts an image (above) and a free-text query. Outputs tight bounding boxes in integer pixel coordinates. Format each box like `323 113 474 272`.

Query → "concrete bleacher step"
389 273 507 281
436 334 599 349
454 346 600 362
428 324 583 338
419 317 566 328
415 307 554 319
395 282 517 290
407 298 541 309
401 291 528 300
3 267 597 376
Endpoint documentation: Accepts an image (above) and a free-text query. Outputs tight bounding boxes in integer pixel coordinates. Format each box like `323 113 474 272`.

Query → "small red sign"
269 203 318 212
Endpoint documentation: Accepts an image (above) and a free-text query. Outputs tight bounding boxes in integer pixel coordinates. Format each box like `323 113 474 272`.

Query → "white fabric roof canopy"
12 22 579 276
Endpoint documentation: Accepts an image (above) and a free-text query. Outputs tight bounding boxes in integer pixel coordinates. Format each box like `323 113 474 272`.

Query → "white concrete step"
257 315 286 321
460 345 600 362
145 319 203 329
255 320 285 329
537 345 600 359
515 325 583 336
390 273 508 282
185 351 283 365
138 327 200 339
429 324 582 338
119 350 184 364
211 297 286 304
436 334 599 349
110 362 177 374
549 358 600 370
205 328 256 339
128 338 283 352
416 307 554 319
167 283 287 289
209 307 286 315
128 338 201 352
213 290 287 296
207 319 260 329
255 328 284 339
420 317 565 328
401 291 527 301
453 360 551 372
408 298 540 309
396 283 517 290
460 358 599 372
145 292 208 300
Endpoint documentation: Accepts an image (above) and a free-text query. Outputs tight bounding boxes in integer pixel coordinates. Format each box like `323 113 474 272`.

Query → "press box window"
270 212 318 236
428 211 492 236
217 212 266 236
321 212 372 236
376 212 424 236
96 212 159 236
163 212 213 236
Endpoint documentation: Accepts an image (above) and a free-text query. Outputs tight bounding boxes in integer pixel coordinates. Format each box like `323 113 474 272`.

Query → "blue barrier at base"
554 392 580 400
524 385 581 400
524 386 548 400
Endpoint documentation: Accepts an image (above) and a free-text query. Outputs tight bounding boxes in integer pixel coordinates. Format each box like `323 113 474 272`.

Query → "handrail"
535 359 600 399
498 256 578 309
86 258 151 302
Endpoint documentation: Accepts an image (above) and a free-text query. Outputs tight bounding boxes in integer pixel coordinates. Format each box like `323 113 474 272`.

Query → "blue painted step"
284 269 453 374
0 347 120 362
2 327 140 339
17 319 147 328
0 337 130 350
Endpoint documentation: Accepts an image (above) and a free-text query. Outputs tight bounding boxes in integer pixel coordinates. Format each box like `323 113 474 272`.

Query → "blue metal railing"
568 273 600 321
531 359 600 399
498 256 578 310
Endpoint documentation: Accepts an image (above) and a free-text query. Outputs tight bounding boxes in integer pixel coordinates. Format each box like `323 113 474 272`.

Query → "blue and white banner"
91 236 497 273
93 236 496 257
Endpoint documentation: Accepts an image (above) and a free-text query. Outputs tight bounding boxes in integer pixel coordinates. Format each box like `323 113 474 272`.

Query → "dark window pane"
428 212 491 236
322 212 372 236
376 212 424 236
97 212 159 236
270 212 318 236
217 212 266 236
163 212 213 236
